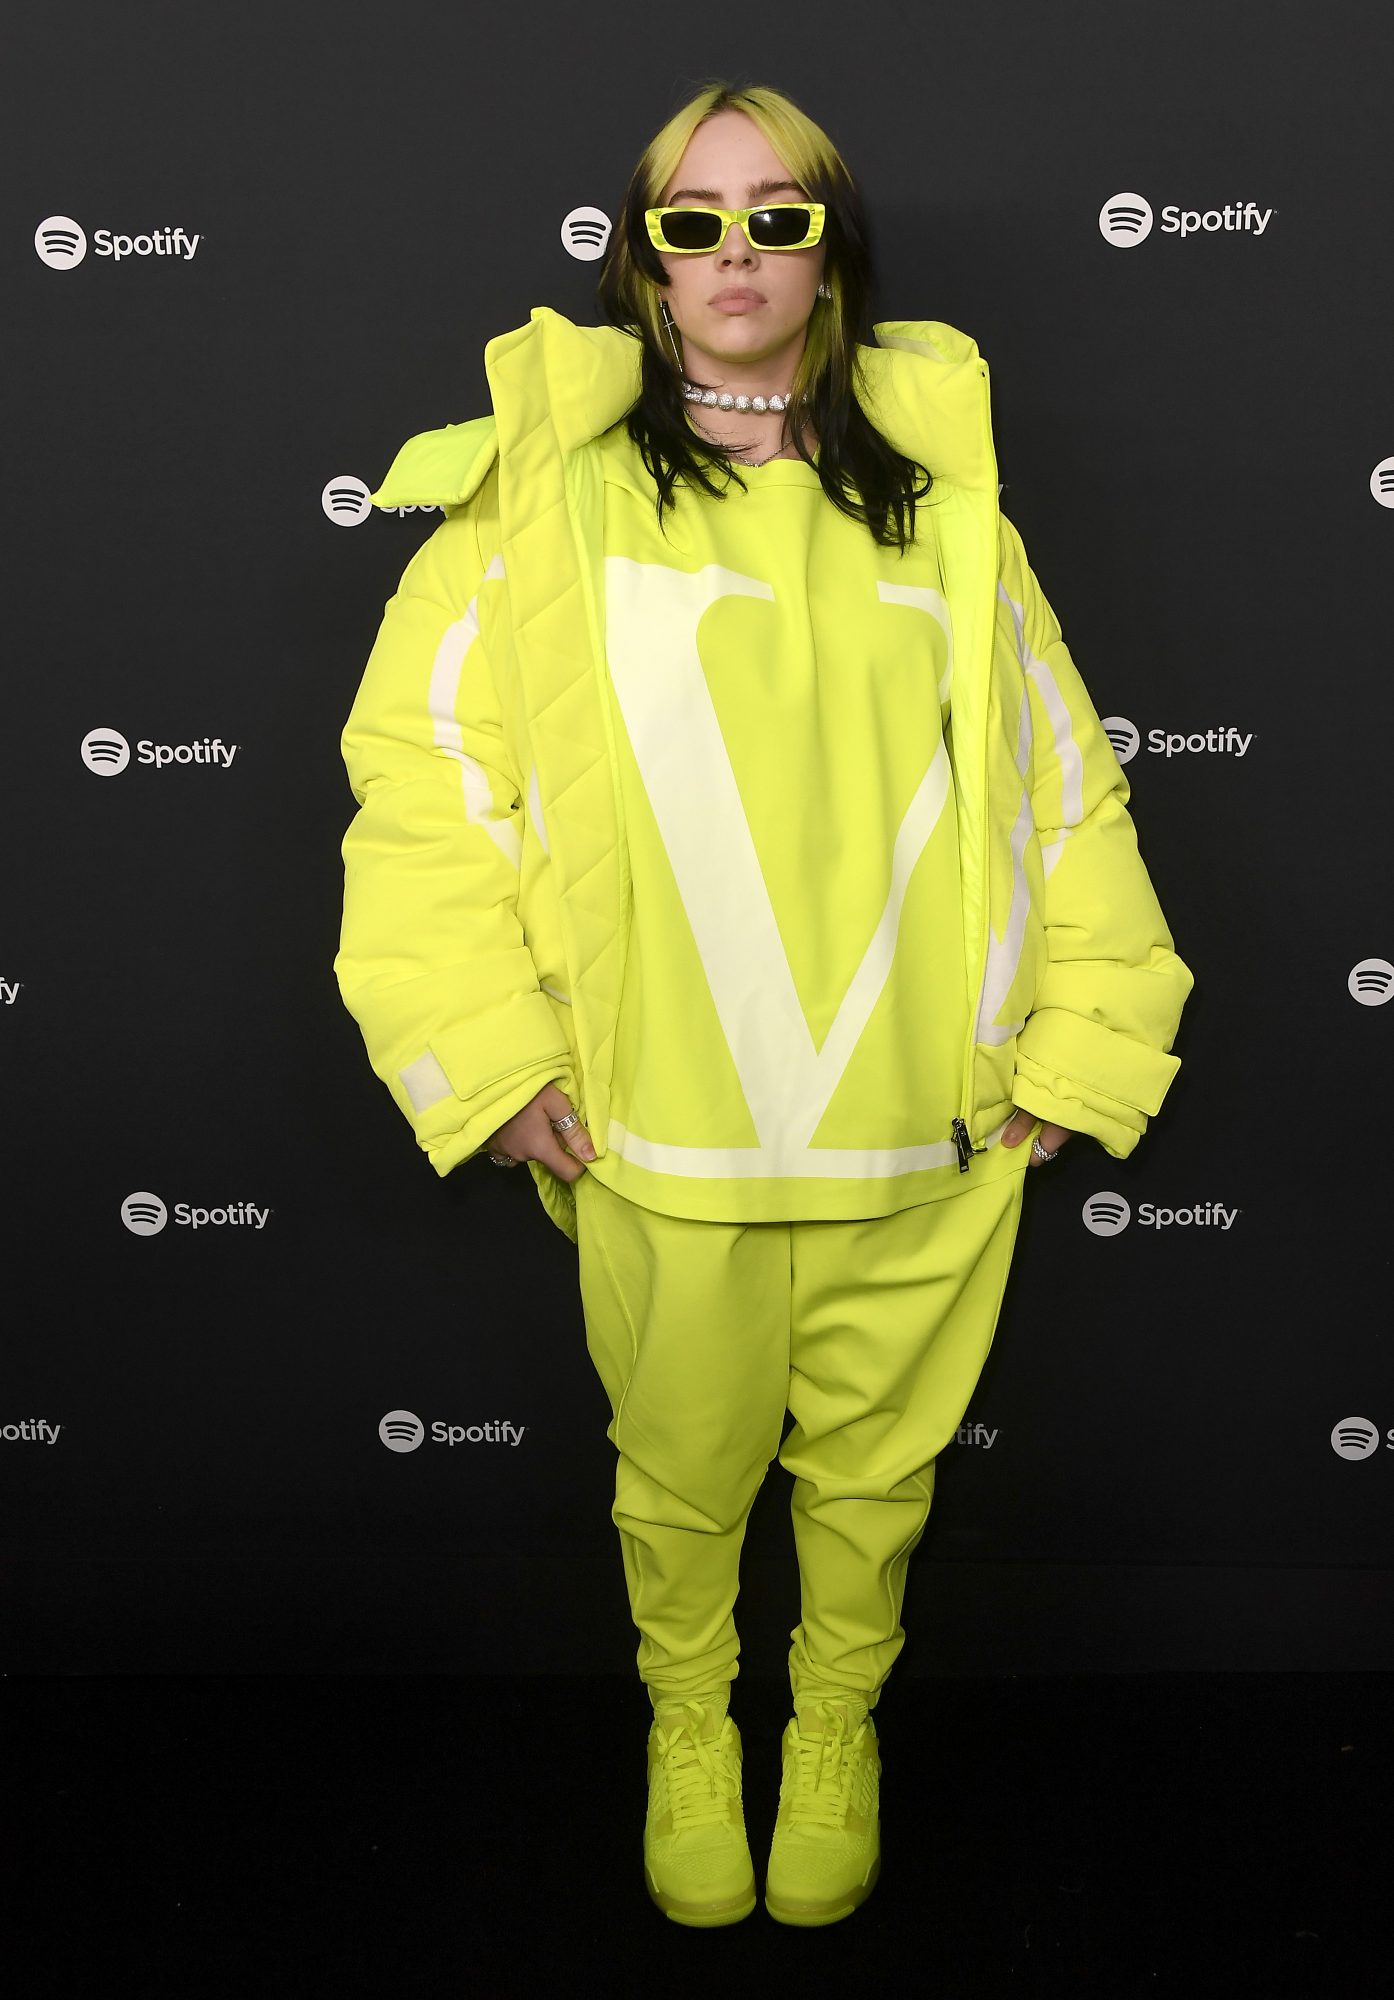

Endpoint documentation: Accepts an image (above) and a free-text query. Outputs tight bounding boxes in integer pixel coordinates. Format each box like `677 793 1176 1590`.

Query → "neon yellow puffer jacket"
334 306 1194 1245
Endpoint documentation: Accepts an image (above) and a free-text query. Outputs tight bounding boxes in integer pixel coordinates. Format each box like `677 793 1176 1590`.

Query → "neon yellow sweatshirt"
586 422 1028 1220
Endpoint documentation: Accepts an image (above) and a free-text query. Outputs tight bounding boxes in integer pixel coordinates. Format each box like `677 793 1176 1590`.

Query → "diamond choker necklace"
681 379 794 413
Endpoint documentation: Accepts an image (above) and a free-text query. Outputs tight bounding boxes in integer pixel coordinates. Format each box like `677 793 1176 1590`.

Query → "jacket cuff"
1017 1007 1180 1111
1009 1069 1140 1161
1013 1008 1182 1161
396 993 578 1175
424 1058 577 1178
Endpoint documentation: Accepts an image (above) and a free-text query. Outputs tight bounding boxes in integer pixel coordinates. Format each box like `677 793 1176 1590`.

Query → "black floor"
10 1670 1390 1995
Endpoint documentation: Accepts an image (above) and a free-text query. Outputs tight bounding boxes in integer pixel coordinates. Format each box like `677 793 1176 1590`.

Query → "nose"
719 221 754 261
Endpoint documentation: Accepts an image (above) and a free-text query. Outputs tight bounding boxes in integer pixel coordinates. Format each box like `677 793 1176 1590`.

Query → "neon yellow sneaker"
643 1689 757 1927
764 1696 881 1926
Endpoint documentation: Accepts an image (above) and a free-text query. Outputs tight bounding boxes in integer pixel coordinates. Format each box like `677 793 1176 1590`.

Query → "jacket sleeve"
998 512 1195 1159
333 500 574 1178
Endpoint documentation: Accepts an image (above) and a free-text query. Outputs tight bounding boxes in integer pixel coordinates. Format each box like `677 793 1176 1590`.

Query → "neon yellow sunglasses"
644 201 826 254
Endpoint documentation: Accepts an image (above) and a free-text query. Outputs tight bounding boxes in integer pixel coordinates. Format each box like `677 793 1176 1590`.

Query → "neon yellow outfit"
334 306 1193 1735
336 307 1192 1247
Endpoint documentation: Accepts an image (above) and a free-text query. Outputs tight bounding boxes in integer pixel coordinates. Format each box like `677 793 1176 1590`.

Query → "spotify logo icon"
1098 194 1153 247
1082 1192 1131 1237
380 1411 426 1453
82 728 131 775
322 476 372 526
561 206 612 261
1349 959 1394 1007
1330 1419 1380 1462
1100 716 1140 764
35 216 87 268
122 1193 168 1236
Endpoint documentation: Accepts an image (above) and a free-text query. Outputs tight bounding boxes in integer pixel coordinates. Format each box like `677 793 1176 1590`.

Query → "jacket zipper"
953 416 998 1180
952 1117 985 1173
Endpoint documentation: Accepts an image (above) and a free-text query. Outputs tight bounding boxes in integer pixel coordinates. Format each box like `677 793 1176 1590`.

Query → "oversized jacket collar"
372 306 1007 1176
374 304 999 499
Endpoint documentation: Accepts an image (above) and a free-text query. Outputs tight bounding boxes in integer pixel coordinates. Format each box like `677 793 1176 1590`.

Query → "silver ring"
490 1105 582 1167
1030 1137 1059 1163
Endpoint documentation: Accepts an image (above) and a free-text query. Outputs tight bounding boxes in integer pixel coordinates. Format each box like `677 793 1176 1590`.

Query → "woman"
334 81 1193 1929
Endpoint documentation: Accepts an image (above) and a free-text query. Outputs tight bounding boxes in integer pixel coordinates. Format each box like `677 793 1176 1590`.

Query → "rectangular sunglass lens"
661 209 722 250
749 205 813 246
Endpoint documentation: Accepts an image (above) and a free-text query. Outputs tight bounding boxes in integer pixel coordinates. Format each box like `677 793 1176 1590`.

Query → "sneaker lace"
655 1702 740 1831
787 1700 860 1830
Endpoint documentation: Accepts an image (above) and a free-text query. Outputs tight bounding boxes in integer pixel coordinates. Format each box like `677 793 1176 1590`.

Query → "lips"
710 289 764 305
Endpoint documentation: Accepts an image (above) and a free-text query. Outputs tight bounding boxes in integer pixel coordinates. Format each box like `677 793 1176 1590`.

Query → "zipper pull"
951 1117 978 1172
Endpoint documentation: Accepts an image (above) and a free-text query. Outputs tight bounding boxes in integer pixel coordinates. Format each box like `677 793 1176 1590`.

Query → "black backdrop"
5 1 1392 1676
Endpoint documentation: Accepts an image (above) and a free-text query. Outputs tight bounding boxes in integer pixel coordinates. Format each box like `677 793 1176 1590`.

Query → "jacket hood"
370 305 997 508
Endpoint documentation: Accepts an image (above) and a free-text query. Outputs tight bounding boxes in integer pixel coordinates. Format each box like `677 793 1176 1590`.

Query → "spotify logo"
1098 194 1154 247
1083 1197 1242 1236
1101 716 1140 764
34 216 87 267
81 729 238 773
322 476 372 526
380 1410 426 1453
378 1411 529 1451
34 216 202 268
561 206 612 261
1100 718 1256 763
324 476 440 524
1330 1419 1381 1462
120 1193 272 1234
1082 1192 1131 1237
1098 194 1274 247
1370 458 1394 508
1349 959 1394 1007
82 728 131 775
122 1192 168 1236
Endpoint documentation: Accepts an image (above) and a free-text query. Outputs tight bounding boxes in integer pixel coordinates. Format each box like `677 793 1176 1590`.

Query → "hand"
485 1081 596 1184
1001 1106 1077 1168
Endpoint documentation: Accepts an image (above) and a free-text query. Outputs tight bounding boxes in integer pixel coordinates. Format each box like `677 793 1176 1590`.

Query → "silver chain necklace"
687 418 799 468
682 382 803 468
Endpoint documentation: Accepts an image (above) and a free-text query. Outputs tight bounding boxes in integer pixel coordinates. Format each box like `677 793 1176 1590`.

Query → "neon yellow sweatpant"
573 1161 1029 1711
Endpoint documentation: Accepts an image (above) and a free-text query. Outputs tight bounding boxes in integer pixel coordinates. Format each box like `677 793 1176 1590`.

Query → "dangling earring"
659 296 683 371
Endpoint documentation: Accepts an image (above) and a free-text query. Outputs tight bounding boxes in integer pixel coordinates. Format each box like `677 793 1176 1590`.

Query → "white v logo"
603 557 963 1180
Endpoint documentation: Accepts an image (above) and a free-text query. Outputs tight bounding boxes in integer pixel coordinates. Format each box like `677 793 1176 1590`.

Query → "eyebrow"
665 176 806 204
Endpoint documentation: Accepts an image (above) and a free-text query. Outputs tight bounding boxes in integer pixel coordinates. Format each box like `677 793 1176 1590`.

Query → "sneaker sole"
764 1850 881 1928
645 1868 757 1927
